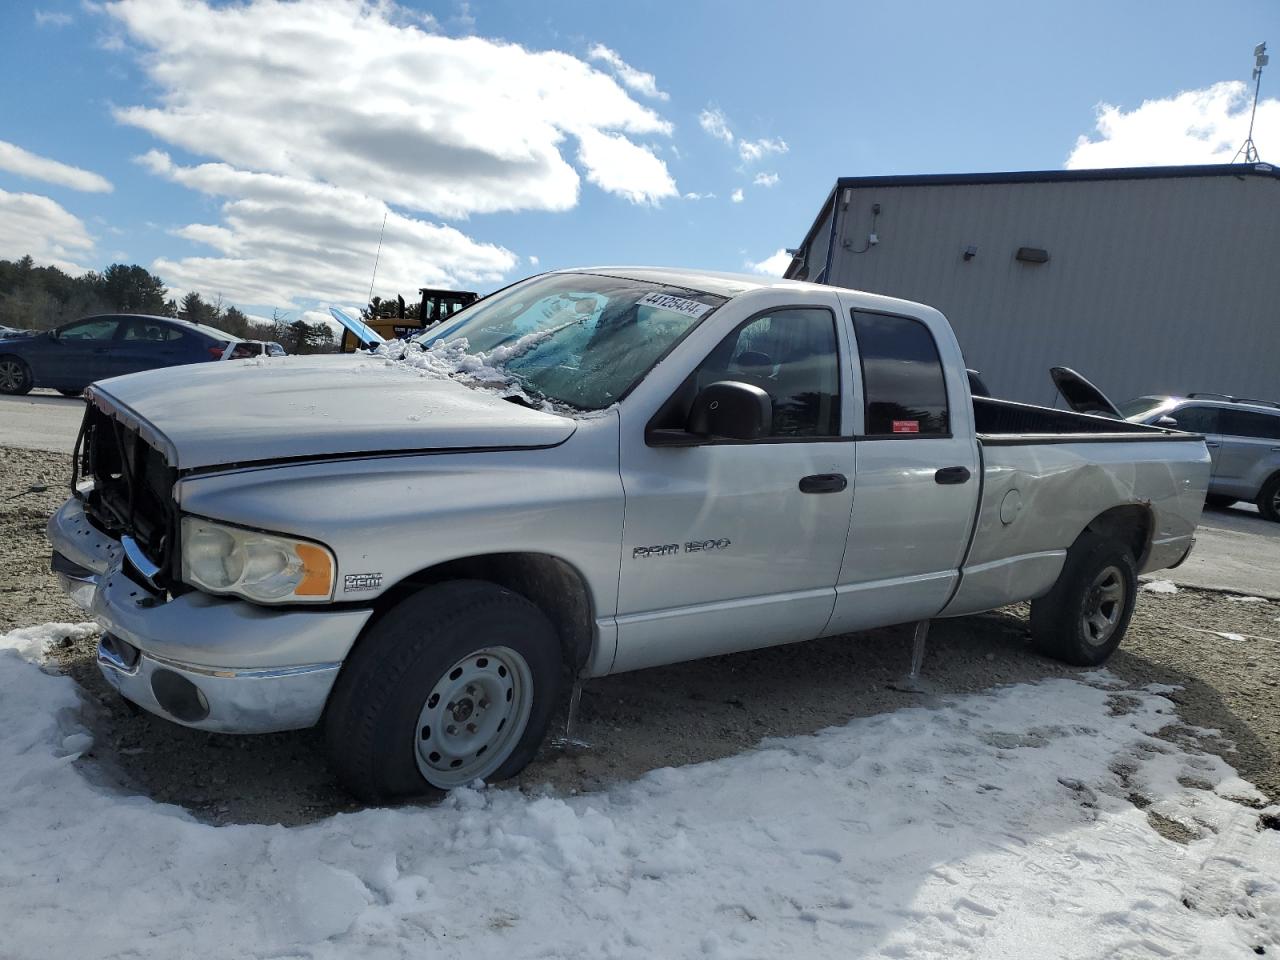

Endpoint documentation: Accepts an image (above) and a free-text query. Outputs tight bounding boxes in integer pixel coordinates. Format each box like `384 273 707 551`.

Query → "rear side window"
1171 406 1220 434
123 319 185 342
852 311 949 436
1219 409 1280 440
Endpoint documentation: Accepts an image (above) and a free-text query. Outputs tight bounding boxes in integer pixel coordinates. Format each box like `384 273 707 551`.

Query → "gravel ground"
4 446 1278 826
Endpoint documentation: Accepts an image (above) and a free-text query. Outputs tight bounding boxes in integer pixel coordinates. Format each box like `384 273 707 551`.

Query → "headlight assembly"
180 517 335 603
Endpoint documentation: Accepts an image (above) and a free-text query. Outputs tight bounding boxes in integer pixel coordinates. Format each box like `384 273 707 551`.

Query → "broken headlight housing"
180 517 335 604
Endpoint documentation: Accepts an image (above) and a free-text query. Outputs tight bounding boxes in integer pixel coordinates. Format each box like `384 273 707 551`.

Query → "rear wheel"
0 356 32 395
1258 474 1280 523
1030 532 1137 666
324 580 562 801
1204 494 1237 510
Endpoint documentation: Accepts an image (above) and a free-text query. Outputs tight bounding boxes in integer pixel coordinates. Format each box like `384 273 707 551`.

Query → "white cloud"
138 151 516 308
730 188 744 204
107 0 676 216
575 129 677 205
588 44 668 101
1066 81 1279 168
699 107 734 145
528 255 540 266
34 9 73 26
747 248 793 276
738 137 788 164
752 172 779 187
0 188 95 273
683 191 716 200
0 140 113 193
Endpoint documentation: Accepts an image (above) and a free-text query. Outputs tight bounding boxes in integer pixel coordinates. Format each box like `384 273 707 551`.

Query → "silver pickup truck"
49 268 1209 800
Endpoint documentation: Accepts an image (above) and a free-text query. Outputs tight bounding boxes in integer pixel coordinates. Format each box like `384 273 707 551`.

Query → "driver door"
612 300 855 673
44 317 123 389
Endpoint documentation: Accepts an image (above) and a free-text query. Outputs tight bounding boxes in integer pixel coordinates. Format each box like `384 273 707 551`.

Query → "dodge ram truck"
49 267 1210 800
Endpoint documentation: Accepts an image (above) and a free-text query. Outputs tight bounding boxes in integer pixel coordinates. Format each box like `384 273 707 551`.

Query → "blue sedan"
0 314 253 396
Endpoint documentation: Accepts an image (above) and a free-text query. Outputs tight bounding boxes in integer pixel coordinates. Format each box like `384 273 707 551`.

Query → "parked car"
0 324 37 339
48 268 1209 800
0 314 251 396
1122 393 1280 521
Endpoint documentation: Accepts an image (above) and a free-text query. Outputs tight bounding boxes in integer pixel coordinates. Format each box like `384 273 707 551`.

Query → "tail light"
207 342 228 360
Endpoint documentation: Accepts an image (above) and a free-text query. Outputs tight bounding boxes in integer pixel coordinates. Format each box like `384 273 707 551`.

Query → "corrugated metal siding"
822 176 1279 406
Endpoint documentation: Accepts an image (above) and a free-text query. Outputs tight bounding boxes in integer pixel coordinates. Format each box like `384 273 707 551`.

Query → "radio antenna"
1234 41 1268 164
366 212 388 305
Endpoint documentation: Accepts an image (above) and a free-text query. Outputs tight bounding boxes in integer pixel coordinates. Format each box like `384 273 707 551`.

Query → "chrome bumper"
48 498 372 734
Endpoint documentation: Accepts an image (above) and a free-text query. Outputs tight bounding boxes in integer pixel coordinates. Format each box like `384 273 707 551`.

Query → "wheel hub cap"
414 647 533 789
1082 565 1125 645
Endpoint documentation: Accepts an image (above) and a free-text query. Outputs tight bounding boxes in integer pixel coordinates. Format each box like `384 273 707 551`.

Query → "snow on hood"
88 353 576 471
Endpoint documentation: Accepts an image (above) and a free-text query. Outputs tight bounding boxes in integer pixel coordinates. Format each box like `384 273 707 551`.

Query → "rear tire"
1204 494 1237 510
57 388 83 398
324 580 562 802
1030 532 1138 666
0 356 32 395
1258 474 1280 523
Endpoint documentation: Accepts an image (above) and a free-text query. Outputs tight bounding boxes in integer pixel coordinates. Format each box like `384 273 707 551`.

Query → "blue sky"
0 0 1276 325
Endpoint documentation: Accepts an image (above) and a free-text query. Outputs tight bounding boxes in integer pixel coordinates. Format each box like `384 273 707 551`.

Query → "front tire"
324 580 562 802
57 388 83 398
1030 532 1138 666
0 356 32 395
1258 474 1280 523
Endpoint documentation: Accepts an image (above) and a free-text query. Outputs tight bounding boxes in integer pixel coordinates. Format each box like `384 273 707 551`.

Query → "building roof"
787 162 1280 280
831 161 1280 191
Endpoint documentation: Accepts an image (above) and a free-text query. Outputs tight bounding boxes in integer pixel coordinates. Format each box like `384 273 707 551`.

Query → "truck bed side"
939 398 1210 618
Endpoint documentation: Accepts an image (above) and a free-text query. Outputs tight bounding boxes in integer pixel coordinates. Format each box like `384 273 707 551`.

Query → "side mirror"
688 381 772 440
1155 415 1179 429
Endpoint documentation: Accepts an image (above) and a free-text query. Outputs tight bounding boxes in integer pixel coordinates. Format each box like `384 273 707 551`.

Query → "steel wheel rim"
414 646 533 788
0 360 21 391
1082 564 1125 645
1272 487 1280 514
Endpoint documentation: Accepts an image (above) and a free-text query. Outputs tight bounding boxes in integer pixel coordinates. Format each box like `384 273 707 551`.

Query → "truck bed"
939 396 1211 618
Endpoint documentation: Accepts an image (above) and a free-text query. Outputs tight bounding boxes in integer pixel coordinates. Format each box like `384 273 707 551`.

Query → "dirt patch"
4 447 1279 826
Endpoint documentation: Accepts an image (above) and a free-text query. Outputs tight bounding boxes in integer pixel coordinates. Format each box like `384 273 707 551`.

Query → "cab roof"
561 266 831 299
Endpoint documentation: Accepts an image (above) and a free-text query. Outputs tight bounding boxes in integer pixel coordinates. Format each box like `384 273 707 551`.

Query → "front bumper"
48 497 372 734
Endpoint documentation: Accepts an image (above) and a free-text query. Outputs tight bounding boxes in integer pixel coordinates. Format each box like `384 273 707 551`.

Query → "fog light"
150 669 210 723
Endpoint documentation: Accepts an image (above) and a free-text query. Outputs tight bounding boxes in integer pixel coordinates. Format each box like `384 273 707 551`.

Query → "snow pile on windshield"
369 325 570 409
3 622 1279 959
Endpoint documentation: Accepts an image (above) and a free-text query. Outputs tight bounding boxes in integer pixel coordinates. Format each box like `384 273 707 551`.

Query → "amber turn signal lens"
294 543 334 597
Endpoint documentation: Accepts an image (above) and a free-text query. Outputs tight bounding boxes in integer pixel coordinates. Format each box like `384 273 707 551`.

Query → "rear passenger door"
823 307 980 635
1215 409 1280 497
116 319 192 376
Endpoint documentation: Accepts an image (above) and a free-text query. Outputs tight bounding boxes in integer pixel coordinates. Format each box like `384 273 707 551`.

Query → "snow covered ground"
3 623 1278 960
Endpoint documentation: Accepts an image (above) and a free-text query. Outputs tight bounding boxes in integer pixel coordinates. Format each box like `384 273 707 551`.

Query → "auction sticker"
638 293 713 319
892 420 920 434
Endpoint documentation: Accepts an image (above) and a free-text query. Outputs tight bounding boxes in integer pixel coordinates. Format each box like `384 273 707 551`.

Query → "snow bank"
1141 579 1179 594
2 623 1278 959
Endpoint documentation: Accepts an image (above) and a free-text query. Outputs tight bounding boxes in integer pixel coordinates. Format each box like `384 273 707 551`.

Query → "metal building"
783 163 1280 406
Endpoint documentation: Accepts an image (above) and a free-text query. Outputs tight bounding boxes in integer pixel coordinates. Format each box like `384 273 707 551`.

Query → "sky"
0 0 1276 328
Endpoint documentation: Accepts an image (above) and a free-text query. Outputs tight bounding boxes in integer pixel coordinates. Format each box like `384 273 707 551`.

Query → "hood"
88 354 577 471
1050 366 1122 419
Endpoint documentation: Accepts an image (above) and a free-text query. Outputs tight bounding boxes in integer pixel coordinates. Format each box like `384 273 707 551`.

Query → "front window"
417 273 726 410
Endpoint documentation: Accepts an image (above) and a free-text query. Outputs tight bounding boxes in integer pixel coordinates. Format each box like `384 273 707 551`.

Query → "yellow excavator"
338 287 477 353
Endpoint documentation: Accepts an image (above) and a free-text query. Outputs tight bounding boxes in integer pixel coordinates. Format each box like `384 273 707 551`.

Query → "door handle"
799 473 848 494
934 466 972 485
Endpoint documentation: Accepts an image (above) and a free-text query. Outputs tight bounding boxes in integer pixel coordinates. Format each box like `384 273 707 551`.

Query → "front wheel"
324 580 562 801
1030 532 1138 666
1258 474 1280 523
0 356 32 395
